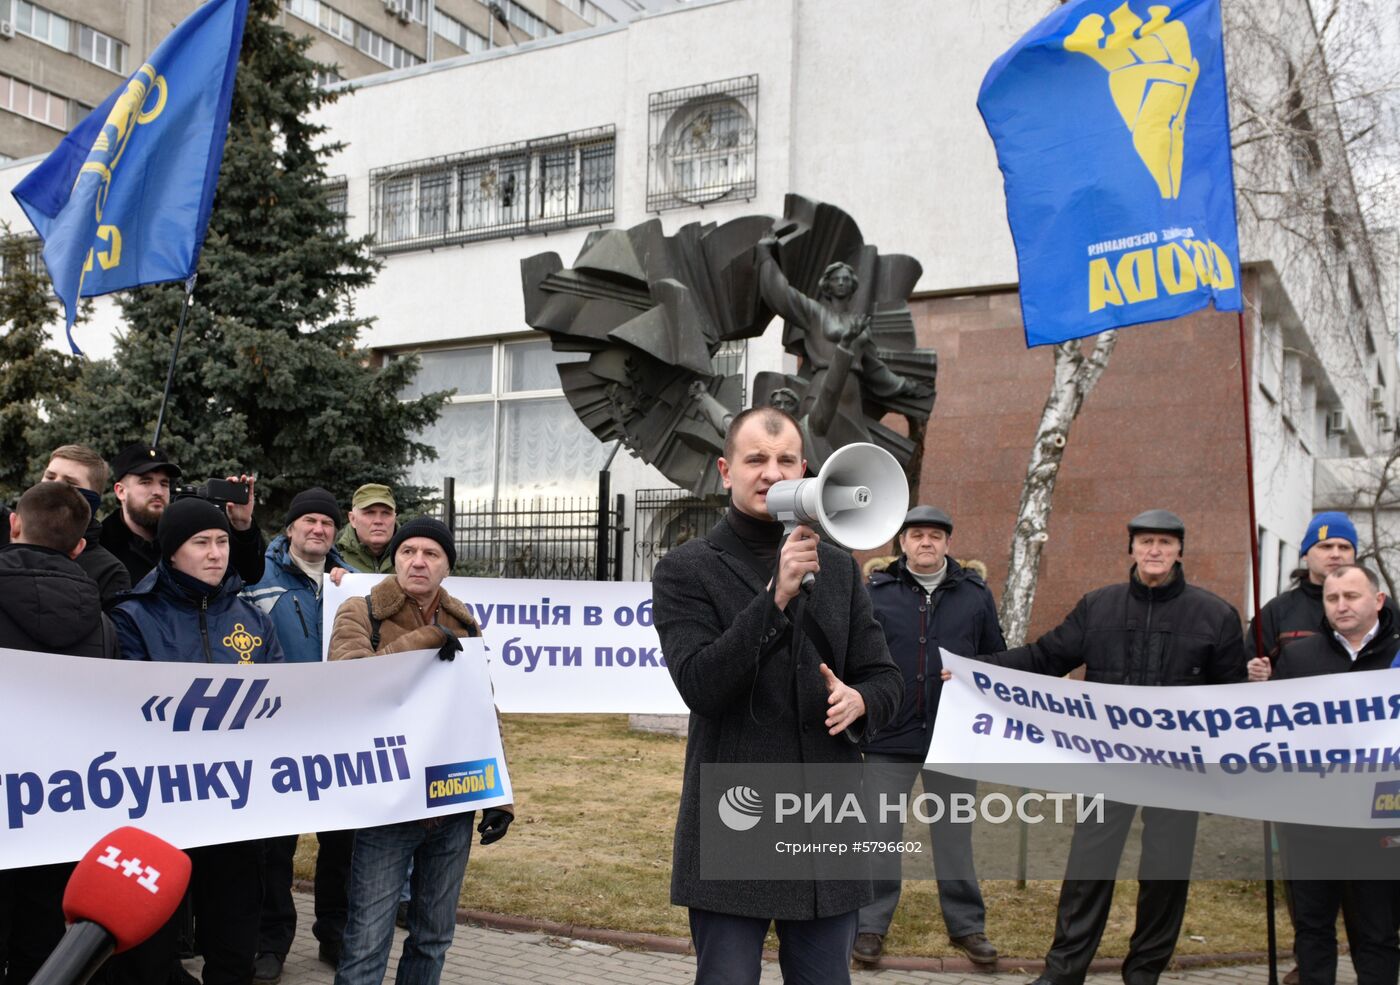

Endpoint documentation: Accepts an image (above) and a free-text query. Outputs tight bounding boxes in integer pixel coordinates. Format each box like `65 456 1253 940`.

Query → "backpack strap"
364 594 383 652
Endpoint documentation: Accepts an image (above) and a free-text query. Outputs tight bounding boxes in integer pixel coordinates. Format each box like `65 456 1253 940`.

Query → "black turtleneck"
727 506 784 563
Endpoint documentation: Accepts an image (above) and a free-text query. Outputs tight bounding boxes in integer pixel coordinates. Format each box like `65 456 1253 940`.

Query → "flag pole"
1235 305 1278 985
152 274 198 448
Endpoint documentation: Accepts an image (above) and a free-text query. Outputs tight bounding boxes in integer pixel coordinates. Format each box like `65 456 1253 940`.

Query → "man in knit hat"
243 487 353 982
1246 511 1397 676
105 496 282 985
328 516 513 985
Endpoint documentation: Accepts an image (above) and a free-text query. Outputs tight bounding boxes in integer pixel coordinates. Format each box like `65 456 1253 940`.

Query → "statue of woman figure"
756 236 930 438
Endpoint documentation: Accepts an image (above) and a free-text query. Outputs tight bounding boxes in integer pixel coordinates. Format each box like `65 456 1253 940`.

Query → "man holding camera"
100 442 266 586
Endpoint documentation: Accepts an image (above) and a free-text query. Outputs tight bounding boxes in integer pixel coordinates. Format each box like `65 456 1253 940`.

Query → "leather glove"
435 627 463 662
477 808 513 845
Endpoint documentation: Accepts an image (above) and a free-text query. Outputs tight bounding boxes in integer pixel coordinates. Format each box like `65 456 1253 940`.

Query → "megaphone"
765 442 909 587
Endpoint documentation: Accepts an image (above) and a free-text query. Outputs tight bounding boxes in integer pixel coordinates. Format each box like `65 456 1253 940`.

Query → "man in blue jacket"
242 487 351 982
106 496 282 985
853 506 1005 967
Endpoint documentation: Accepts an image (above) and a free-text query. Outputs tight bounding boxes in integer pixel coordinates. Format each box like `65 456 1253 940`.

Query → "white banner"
322 575 685 714
0 641 512 868
931 651 1400 828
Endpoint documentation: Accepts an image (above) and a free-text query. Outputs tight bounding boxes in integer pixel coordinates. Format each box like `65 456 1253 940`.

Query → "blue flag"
12 0 248 353
978 0 1242 347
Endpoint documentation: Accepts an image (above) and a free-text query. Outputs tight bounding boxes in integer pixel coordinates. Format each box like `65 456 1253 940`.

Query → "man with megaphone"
652 405 904 985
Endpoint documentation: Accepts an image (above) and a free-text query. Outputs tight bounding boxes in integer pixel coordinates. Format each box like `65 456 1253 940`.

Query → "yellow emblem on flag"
1065 3 1199 199
223 622 263 665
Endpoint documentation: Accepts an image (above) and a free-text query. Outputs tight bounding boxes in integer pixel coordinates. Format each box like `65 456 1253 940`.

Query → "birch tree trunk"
997 331 1118 647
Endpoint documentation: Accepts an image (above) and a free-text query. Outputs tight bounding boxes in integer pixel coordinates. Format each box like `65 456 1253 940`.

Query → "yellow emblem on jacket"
223 622 263 665
1065 3 1199 199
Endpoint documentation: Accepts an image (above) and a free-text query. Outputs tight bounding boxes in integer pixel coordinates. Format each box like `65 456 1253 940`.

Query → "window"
0 74 69 130
77 24 127 73
12 0 69 51
356 23 421 69
400 0 427 23
432 9 487 54
0 235 44 285
286 0 353 45
560 0 612 24
401 339 606 499
647 75 758 212
370 126 615 252
314 68 344 88
482 0 557 39
323 176 348 235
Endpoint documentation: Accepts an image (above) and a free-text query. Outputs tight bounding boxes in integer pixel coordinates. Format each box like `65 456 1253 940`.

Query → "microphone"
30 826 192 985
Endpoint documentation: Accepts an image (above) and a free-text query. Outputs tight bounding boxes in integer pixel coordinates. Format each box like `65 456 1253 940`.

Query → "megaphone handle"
800 571 815 593
781 521 817 594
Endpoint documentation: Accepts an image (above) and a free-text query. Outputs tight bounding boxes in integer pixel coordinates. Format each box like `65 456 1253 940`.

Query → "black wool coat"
980 564 1246 686
863 556 1006 757
652 516 903 920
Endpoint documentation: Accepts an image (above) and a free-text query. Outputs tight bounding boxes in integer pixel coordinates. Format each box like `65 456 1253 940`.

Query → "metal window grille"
323 176 348 236
632 488 727 580
440 495 626 580
647 75 758 213
0 236 45 284
369 126 615 253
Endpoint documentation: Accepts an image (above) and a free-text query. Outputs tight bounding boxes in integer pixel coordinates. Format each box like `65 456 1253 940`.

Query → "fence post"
595 470 611 581
442 477 456 547
613 492 625 582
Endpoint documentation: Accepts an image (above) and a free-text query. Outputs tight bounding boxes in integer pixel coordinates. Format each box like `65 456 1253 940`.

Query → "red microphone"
30 826 192 985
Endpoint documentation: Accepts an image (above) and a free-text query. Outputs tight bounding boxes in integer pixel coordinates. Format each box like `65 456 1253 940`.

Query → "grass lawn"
295 714 1285 960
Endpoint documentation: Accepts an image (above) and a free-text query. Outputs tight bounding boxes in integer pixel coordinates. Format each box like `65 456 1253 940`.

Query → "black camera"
174 479 249 508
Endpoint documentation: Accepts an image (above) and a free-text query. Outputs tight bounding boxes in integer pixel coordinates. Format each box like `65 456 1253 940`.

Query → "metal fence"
631 488 727 580
440 493 626 581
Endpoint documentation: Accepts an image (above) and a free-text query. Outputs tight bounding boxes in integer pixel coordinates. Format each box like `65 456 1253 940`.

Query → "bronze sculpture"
520 195 937 495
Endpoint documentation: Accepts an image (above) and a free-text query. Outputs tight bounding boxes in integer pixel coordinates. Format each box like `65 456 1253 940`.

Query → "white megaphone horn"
764 442 910 588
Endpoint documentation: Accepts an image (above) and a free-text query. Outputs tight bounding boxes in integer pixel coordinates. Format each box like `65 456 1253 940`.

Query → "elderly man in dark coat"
653 406 903 985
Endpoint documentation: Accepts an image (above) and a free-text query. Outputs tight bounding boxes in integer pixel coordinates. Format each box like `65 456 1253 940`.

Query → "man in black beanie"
243 486 353 982
327 515 513 985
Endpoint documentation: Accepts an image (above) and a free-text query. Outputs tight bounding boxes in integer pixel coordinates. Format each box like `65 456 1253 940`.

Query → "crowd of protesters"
0 442 508 985
1 420 1397 985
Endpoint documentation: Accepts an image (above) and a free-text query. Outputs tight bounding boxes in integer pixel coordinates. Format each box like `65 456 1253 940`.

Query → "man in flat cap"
854 506 1005 967
977 510 1246 985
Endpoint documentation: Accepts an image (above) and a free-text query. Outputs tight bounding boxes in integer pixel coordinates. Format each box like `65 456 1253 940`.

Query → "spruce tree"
35 0 445 524
0 226 78 501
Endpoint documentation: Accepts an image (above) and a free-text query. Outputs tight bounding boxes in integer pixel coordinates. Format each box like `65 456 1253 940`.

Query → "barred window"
647 75 758 212
370 126 615 253
323 176 348 235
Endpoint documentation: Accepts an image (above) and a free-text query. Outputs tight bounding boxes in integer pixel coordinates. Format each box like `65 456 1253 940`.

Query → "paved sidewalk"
252 892 1347 985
